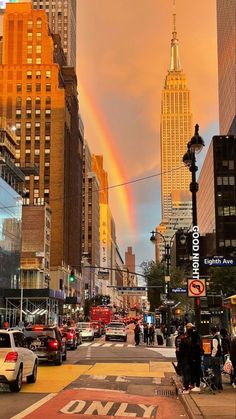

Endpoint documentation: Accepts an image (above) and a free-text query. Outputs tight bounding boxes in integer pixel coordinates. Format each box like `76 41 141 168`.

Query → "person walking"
220 328 231 362
190 330 202 393
149 324 155 345
230 334 236 388
134 322 141 346
179 323 194 394
143 323 148 344
211 326 223 390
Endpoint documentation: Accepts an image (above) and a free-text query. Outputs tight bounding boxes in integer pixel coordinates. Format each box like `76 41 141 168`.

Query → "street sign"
203 256 236 267
163 300 175 305
117 286 146 296
188 279 206 297
98 271 109 279
171 287 187 294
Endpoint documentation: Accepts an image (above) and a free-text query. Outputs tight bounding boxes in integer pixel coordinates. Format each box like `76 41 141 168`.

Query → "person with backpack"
211 326 223 390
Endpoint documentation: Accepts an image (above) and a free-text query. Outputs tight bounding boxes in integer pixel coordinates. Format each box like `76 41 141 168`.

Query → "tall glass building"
217 0 236 135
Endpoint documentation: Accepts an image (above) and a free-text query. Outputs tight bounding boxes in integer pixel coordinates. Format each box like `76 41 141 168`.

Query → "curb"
172 375 205 419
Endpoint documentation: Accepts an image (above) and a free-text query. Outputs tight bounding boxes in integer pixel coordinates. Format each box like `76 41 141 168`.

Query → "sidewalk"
174 374 236 418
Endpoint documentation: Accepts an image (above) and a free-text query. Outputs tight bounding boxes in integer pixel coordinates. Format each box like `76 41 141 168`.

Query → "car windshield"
108 323 125 328
0 333 11 348
24 328 55 338
77 323 91 330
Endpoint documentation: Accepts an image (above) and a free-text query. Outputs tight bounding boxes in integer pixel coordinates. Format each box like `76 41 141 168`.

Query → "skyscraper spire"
170 11 181 71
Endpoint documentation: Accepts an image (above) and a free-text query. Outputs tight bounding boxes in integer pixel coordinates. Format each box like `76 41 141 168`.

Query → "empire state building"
156 14 193 261
161 14 192 220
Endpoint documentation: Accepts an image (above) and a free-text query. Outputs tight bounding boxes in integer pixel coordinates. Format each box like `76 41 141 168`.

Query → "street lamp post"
183 124 205 332
150 230 175 346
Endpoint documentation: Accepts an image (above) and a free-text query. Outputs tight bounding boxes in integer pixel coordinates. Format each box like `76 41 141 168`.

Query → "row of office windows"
16 84 51 92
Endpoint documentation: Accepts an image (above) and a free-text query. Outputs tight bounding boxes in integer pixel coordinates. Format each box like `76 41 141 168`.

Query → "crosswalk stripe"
91 343 102 347
103 343 113 347
114 344 123 347
81 342 92 347
127 344 135 347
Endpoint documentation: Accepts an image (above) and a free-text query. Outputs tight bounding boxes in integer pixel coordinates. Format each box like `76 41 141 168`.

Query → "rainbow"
78 82 136 236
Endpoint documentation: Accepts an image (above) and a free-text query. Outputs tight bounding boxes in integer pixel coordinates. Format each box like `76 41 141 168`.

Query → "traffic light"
69 270 75 282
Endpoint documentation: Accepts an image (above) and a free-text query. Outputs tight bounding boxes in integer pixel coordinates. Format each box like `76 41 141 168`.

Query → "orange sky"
77 0 218 264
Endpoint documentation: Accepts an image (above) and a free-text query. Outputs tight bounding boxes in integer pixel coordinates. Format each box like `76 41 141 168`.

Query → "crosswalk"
81 342 135 348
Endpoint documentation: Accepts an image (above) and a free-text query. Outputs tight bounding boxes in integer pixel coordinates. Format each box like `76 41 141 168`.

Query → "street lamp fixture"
183 123 204 332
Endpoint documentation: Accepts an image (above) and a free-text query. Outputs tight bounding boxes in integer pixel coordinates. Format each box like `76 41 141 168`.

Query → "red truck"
90 306 113 325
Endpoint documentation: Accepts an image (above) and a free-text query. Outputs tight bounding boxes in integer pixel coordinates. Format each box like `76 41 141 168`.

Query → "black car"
24 325 67 365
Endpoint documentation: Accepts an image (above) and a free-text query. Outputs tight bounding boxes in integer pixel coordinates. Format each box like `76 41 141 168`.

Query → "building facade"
0 3 83 302
32 0 76 68
160 14 192 220
217 0 236 135
198 135 236 256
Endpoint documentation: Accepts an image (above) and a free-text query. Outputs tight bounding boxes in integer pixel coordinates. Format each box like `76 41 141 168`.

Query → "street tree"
208 267 236 296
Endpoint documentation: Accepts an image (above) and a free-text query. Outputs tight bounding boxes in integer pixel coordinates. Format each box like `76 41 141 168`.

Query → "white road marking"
146 347 176 358
91 342 102 347
114 344 123 347
11 393 57 419
90 375 107 380
85 346 92 360
103 343 113 347
81 342 92 347
116 376 129 382
127 344 135 347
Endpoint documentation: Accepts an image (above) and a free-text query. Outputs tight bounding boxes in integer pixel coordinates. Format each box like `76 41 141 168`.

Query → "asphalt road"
0 328 187 419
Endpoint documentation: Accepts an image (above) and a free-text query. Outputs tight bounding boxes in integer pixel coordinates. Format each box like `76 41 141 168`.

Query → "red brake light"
33 326 44 331
5 352 18 362
67 332 74 338
48 340 59 349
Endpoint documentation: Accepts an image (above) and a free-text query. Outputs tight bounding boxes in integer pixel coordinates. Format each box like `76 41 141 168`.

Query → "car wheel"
62 349 67 361
9 366 23 392
27 361 38 384
55 352 62 365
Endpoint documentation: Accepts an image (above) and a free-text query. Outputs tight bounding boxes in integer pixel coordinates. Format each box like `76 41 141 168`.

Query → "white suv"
105 322 127 342
0 329 38 392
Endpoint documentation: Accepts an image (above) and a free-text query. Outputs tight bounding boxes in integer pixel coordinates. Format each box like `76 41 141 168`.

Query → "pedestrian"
149 324 155 345
190 330 202 393
140 323 144 343
220 328 231 362
175 326 185 365
230 334 236 388
134 322 141 346
144 323 148 344
211 326 223 390
179 323 194 394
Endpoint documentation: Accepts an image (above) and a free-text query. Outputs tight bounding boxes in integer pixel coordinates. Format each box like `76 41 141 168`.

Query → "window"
27 58 33 64
45 109 51 116
36 71 41 79
27 71 32 79
27 33 33 41
36 19 42 29
36 45 42 54
36 84 41 92
35 97 41 105
27 20 33 29
16 84 22 92
27 84 32 92
35 109 41 116
35 149 40 155
46 70 51 79
229 177 235 186
36 58 41 65
13 333 25 348
46 84 51 92
46 97 51 105
36 32 42 42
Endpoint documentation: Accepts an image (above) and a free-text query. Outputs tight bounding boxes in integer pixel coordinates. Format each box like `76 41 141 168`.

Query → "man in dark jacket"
211 326 223 390
179 323 194 393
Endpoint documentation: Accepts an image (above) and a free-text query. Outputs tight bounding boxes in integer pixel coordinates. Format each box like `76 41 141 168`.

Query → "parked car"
24 325 67 365
0 329 38 392
90 321 103 337
60 326 82 350
105 322 127 342
77 322 95 341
